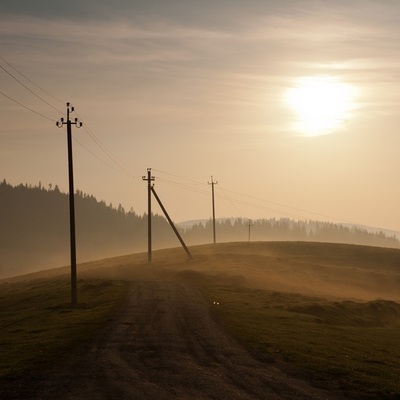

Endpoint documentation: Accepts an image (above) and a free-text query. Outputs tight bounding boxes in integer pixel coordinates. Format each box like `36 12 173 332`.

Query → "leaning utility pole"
151 186 192 260
57 103 82 306
208 176 218 244
143 169 192 261
142 168 155 263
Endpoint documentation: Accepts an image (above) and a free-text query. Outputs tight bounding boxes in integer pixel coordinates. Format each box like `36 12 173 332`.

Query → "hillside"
1 242 400 399
0 180 176 278
1 179 399 279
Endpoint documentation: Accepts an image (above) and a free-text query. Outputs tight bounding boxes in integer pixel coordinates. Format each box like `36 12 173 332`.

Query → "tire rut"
37 280 342 400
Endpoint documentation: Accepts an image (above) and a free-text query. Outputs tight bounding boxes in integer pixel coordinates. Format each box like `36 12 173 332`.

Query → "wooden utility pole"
247 219 254 242
208 176 218 244
142 168 155 263
57 102 82 306
143 169 192 261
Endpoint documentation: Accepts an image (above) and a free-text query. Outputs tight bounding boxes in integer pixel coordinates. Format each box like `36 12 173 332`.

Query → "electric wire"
2 60 397 236
73 137 127 175
0 56 137 180
154 175 309 220
218 183 245 217
218 186 356 225
152 168 207 187
0 56 64 105
0 90 55 121
0 63 63 114
155 176 210 196
152 169 358 225
74 110 136 180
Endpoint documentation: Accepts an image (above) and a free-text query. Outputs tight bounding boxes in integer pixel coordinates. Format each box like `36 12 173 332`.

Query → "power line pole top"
142 167 155 183
208 175 218 185
56 102 83 128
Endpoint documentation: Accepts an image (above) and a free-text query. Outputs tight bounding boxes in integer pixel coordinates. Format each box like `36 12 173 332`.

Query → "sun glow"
285 76 357 136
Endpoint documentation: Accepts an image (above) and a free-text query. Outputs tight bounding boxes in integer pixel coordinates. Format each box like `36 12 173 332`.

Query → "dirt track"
35 280 340 400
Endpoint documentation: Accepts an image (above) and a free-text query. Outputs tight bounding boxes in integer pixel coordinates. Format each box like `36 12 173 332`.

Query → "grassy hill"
1 241 400 398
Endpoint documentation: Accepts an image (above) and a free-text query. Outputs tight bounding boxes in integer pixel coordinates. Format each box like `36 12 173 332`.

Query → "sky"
1 0 400 234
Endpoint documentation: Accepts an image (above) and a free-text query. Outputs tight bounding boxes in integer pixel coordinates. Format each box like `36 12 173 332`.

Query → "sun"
285 76 357 136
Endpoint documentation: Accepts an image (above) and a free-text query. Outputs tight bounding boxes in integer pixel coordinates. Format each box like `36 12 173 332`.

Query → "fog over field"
2 242 400 399
12 241 398 303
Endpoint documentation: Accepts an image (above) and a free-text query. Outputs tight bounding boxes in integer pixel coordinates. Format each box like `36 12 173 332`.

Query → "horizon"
3 178 400 241
2 1 400 233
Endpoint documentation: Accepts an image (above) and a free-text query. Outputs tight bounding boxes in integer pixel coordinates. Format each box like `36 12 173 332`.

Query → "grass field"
200 284 400 399
0 277 127 378
1 241 399 398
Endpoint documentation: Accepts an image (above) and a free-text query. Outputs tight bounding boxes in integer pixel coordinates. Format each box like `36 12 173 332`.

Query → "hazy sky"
2 0 400 233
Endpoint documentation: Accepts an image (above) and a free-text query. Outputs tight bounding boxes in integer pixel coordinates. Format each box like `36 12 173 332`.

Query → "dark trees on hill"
0 180 174 277
1 180 399 278
182 218 400 249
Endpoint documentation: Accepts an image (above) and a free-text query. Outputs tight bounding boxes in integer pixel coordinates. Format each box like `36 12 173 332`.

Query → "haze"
1 0 400 234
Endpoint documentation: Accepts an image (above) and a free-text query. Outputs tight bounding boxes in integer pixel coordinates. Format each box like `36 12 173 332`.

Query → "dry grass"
1 241 400 398
0 278 127 378
201 284 400 399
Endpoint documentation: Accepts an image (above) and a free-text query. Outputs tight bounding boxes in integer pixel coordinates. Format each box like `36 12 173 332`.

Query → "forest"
1 179 399 278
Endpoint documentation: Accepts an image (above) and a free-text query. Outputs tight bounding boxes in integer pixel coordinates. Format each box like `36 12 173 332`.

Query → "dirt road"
35 280 340 400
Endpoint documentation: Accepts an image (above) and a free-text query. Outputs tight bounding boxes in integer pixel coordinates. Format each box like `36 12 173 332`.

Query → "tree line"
0 180 175 277
182 218 400 249
1 179 398 277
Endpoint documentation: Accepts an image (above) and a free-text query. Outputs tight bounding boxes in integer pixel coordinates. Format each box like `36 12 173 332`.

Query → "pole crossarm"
56 102 82 306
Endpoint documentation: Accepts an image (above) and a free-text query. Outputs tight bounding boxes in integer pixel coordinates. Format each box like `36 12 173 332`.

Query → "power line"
0 56 64 105
74 110 136 180
155 169 400 232
1 57 137 181
219 186 356 225
218 183 245 216
0 63 63 114
0 90 55 121
155 176 210 197
152 169 357 225
153 174 307 218
155 175 309 220
152 168 207 187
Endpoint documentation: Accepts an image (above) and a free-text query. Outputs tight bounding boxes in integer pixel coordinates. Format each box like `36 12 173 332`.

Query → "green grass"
201 284 400 399
0 277 127 378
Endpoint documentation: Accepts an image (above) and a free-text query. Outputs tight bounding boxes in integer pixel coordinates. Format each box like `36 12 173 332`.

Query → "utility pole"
57 102 82 306
247 219 254 242
208 176 218 244
143 169 192 261
142 168 155 263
